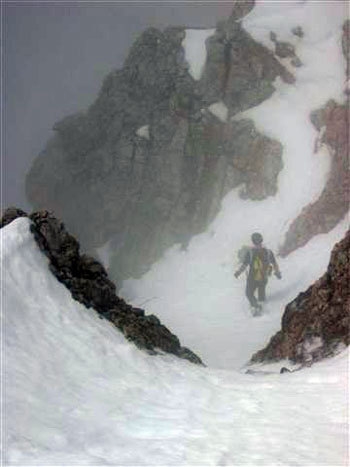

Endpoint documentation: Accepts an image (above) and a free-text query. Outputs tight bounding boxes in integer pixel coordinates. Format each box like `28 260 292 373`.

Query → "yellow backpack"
252 253 265 281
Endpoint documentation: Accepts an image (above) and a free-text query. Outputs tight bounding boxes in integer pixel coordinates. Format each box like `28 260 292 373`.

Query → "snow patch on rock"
182 29 215 81
136 125 150 140
208 101 229 122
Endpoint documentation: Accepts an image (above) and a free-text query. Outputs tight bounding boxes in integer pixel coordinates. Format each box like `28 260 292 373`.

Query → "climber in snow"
234 232 281 314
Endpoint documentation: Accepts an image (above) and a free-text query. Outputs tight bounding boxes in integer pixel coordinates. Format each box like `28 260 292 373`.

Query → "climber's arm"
234 251 250 278
269 250 282 279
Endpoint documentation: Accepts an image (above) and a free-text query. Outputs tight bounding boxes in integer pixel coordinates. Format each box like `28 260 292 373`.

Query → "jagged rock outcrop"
26 4 293 283
1 208 203 365
270 31 302 68
279 20 349 257
229 0 255 21
251 230 350 365
0 207 28 228
200 18 294 111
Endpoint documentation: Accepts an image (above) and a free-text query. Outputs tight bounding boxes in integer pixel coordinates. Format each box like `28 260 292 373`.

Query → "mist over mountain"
3 2 234 211
26 1 349 286
26 2 281 283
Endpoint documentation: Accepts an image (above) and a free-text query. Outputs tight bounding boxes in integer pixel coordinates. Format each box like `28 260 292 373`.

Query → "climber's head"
251 232 263 246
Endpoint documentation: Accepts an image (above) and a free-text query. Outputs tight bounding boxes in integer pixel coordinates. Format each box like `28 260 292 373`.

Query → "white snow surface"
136 125 150 140
2 218 349 465
3 2 350 465
122 214 348 371
208 101 229 122
182 29 215 80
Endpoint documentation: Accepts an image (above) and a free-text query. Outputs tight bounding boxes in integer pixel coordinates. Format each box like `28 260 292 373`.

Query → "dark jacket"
235 246 281 281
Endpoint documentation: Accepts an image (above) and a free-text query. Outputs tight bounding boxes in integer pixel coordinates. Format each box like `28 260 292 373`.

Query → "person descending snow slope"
235 232 281 315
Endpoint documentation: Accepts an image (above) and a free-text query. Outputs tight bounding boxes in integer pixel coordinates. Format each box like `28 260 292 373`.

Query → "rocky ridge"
279 20 349 257
280 100 349 257
1 207 203 365
251 229 350 366
26 1 298 283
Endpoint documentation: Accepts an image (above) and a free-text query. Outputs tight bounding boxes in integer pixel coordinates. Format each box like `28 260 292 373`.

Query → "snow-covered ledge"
208 101 229 123
182 29 215 81
136 125 150 140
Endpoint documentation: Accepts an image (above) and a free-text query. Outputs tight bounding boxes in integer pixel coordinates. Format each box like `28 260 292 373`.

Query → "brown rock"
280 100 349 257
251 230 350 365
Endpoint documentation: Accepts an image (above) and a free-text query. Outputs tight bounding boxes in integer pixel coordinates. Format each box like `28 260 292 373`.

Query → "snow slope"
122 211 348 370
2 218 349 465
3 2 349 464
121 0 349 370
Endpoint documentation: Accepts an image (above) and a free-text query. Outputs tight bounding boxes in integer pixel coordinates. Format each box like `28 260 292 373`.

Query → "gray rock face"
201 23 295 112
26 8 292 283
342 19 350 82
270 31 303 68
0 207 28 228
229 0 255 21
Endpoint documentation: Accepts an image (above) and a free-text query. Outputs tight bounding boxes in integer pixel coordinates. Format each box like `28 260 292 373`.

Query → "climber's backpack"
250 248 273 281
252 252 265 281
237 246 273 280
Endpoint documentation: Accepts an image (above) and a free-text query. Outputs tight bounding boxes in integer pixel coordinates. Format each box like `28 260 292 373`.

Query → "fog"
2 1 233 211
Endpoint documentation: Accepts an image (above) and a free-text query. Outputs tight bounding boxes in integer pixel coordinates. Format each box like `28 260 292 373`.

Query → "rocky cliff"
1 207 203 365
279 20 349 257
251 229 350 366
26 2 296 283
